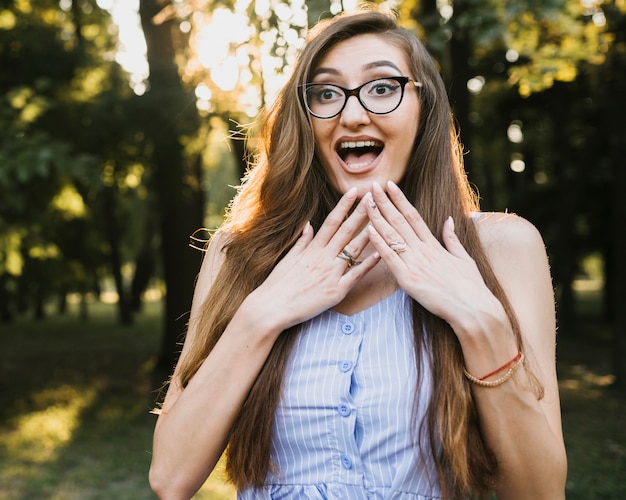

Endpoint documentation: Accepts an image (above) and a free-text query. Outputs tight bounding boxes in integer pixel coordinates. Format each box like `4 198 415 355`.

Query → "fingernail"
346 187 357 196
302 221 311 235
387 180 399 191
447 215 455 231
364 192 377 209
372 181 382 192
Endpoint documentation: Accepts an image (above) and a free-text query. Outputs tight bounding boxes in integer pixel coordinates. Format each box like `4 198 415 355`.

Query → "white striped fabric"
238 289 441 499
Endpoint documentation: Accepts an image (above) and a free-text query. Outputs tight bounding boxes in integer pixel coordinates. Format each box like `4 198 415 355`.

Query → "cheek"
313 131 337 171
389 123 419 178
312 122 332 149
395 122 419 157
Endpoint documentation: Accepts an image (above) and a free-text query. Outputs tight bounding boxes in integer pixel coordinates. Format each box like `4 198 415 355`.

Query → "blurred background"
1 0 624 498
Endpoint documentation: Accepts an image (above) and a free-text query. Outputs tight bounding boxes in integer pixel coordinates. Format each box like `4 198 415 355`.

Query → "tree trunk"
609 135 626 386
139 0 204 372
130 215 158 313
413 0 478 191
550 85 584 337
448 0 474 181
607 16 626 386
102 185 133 325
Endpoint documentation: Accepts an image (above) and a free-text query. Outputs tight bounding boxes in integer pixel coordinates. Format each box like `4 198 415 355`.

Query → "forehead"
312 33 410 79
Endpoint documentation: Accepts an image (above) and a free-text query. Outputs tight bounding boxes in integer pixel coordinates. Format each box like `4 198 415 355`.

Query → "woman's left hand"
365 181 501 336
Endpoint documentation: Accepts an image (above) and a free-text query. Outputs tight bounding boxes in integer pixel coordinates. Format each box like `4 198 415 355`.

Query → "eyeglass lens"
305 77 407 118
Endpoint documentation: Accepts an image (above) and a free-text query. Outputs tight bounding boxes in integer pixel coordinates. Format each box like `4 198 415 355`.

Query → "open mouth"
337 140 384 168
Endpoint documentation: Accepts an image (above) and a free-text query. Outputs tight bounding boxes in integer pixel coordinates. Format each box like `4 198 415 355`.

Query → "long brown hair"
176 9 539 499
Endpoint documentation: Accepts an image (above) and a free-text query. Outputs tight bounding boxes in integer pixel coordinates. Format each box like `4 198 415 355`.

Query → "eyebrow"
312 60 404 78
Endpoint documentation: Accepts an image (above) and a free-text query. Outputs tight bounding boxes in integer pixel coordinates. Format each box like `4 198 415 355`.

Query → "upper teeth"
340 140 379 149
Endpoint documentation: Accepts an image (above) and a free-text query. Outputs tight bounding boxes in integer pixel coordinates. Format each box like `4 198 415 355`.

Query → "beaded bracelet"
463 352 525 388
477 350 523 380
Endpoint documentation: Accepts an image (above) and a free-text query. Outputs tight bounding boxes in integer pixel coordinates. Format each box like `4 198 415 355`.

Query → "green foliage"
0 1 154 320
402 0 610 96
305 0 334 26
183 0 308 118
502 0 611 96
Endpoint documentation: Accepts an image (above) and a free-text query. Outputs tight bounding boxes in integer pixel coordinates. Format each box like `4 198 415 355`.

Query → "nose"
339 94 371 128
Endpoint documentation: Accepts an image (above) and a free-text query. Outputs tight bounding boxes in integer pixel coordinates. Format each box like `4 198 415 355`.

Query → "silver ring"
389 241 408 254
337 249 360 267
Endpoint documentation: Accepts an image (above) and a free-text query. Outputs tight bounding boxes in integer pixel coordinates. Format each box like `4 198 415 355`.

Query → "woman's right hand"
245 187 380 332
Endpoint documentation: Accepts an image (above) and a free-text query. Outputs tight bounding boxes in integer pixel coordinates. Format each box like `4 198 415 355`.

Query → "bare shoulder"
472 212 553 313
474 212 544 250
473 212 556 351
198 230 231 277
192 230 231 309
473 212 547 270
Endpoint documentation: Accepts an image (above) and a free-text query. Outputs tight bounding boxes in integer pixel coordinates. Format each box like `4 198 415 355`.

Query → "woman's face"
309 33 421 198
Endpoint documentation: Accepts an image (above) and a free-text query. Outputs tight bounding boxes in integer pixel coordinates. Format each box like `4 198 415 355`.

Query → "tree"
0 0 107 320
599 1 626 385
133 0 315 366
0 0 159 324
139 0 204 369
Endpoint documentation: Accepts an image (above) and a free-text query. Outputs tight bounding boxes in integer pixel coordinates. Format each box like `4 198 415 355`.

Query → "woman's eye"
368 81 399 96
310 86 341 102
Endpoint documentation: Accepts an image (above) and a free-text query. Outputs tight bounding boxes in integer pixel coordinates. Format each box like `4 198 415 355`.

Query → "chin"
335 178 380 196
335 182 367 198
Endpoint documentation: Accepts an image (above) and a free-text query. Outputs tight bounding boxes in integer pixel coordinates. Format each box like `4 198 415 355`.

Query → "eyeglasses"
302 76 422 119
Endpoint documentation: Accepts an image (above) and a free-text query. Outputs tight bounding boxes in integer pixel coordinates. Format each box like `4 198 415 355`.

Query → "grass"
559 289 626 499
0 300 235 499
1 290 625 499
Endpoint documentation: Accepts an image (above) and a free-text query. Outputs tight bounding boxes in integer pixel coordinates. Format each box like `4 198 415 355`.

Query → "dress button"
337 404 351 417
339 360 353 373
341 322 355 335
340 454 353 469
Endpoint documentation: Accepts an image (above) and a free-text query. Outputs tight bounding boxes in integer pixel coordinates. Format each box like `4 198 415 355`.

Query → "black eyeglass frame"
301 76 423 119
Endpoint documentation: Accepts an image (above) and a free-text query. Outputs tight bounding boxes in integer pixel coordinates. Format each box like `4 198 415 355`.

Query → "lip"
334 135 384 174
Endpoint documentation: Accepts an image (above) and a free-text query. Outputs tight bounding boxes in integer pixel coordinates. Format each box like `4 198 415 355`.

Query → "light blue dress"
238 288 441 499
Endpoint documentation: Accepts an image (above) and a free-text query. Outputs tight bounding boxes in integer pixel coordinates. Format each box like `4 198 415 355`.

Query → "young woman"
149 10 567 500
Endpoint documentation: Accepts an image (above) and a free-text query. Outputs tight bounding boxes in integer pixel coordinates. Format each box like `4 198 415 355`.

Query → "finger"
382 181 438 243
327 193 370 254
365 190 410 249
336 225 371 268
314 187 359 246
366 223 405 266
285 221 314 255
442 216 472 261
339 248 381 283
298 220 314 244
342 225 370 258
